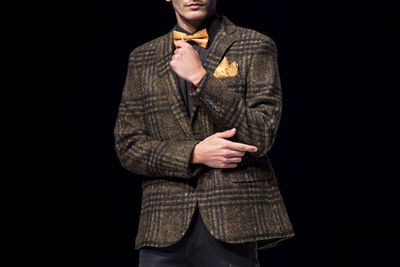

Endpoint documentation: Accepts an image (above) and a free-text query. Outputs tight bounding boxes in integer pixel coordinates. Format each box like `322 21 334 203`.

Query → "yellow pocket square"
213 57 238 78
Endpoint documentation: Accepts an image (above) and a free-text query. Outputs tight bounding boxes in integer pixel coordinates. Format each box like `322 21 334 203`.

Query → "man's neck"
175 12 217 34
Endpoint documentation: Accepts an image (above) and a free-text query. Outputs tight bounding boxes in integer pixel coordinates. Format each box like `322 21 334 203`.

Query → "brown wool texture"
114 15 295 250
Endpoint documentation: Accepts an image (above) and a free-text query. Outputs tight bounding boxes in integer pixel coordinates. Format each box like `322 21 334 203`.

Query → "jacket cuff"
190 71 225 117
164 140 204 178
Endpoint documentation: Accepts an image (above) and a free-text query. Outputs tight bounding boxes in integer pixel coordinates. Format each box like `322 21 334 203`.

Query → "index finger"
175 39 187 48
224 140 258 152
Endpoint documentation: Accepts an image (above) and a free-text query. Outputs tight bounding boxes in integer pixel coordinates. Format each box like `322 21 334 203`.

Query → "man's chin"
183 12 209 23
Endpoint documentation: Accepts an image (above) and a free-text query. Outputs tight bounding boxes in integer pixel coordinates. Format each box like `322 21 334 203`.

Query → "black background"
33 0 398 266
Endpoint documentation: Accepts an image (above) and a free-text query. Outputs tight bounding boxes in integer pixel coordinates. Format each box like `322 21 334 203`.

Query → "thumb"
214 128 236 138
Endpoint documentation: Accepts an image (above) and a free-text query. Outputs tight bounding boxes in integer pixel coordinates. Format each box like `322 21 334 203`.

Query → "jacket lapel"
202 16 237 76
190 16 238 122
156 16 238 137
156 24 193 137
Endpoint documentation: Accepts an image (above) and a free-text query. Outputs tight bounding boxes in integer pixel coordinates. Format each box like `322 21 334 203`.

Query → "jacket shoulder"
234 25 277 48
127 33 167 66
131 34 166 55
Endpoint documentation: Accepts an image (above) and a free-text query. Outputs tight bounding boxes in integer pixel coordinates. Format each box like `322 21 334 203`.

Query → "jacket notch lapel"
190 16 238 119
203 16 237 73
156 25 193 138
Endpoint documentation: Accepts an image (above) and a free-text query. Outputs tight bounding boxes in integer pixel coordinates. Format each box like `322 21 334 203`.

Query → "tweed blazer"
114 15 295 250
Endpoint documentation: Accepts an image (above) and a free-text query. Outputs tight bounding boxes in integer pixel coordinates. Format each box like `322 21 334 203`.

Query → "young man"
114 0 295 266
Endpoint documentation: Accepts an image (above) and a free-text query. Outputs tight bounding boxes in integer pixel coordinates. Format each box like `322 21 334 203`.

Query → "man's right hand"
191 128 258 168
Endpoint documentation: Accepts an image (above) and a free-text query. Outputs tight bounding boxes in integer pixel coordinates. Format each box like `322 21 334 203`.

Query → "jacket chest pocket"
214 73 246 95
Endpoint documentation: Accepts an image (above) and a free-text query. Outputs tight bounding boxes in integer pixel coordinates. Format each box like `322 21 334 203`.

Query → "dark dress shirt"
174 15 221 118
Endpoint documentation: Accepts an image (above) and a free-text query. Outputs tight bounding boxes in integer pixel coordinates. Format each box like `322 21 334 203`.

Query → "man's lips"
187 3 203 9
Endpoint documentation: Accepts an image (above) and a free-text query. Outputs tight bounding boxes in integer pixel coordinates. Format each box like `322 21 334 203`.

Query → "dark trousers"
138 206 260 267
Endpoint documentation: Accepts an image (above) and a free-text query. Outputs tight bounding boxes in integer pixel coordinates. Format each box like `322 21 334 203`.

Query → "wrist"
191 68 206 85
191 143 202 164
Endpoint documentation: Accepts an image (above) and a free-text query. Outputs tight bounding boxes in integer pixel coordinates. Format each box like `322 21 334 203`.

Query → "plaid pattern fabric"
114 15 295 250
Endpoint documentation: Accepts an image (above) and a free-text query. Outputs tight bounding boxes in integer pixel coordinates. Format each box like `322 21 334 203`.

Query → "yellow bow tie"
173 28 209 48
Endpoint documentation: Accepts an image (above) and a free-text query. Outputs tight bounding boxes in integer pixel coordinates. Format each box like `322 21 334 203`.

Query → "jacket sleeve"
114 49 203 179
191 38 282 158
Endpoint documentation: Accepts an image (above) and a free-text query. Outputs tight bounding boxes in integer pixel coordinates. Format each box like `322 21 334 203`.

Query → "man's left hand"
170 39 207 85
